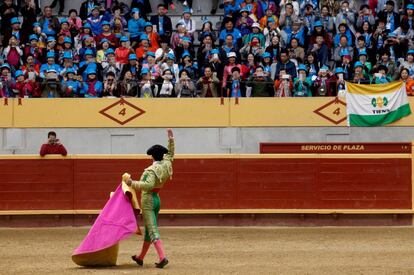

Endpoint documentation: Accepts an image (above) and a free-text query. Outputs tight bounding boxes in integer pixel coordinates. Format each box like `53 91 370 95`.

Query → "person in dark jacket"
225 66 246 97
246 66 273 97
150 4 173 41
79 0 99 21
274 49 297 79
377 1 400 33
0 0 19 33
20 0 37 44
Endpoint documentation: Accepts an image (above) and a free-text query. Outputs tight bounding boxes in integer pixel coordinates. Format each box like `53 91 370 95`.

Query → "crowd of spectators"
0 0 413 98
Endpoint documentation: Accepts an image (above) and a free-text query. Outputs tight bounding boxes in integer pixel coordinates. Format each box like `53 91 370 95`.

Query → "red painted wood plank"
0 156 410 211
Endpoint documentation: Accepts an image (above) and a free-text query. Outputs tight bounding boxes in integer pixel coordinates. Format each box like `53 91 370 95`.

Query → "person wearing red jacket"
40 131 67 157
115 36 133 65
95 21 119 48
12 70 40 98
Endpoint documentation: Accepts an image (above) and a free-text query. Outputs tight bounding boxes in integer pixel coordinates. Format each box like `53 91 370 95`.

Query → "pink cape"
72 184 138 266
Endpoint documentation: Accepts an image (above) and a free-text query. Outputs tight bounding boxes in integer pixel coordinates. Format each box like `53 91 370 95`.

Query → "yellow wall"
12 98 228 128
0 99 13 128
1 97 413 128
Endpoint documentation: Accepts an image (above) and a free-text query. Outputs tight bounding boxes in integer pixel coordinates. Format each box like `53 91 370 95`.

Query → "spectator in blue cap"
79 49 104 81
81 67 103 97
313 65 336 96
356 49 372 79
398 50 414 77
60 51 78 75
130 0 152 21
115 36 133 65
3 17 23 45
171 22 192 50
14 68 40 98
96 38 111 63
135 34 154 59
60 43 77 69
61 68 82 97
0 63 16 98
333 34 354 62
120 53 140 80
87 5 108 36
78 36 96 62
40 51 62 79
380 31 406 62
196 32 215 70
334 67 346 94
352 61 370 84
79 0 100 21
102 48 121 79
178 7 196 36
96 20 119 48
309 20 333 50
79 23 93 42
161 52 179 82
24 35 44 65
401 4 414 30
174 36 195 65
138 67 157 98
179 51 197 80
236 7 254 36
144 51 161 79
293 64 312 97
219 17 242 48
142 22 161 50
260 52 272 77
128 7 146 45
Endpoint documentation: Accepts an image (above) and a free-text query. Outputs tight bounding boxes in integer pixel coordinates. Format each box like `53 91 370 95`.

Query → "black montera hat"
147 145 168 161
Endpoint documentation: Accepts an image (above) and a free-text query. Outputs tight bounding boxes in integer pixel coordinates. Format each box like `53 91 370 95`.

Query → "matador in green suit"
127 129 174 269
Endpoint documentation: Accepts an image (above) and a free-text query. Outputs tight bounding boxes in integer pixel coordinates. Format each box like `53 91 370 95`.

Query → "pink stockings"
137 239 166 261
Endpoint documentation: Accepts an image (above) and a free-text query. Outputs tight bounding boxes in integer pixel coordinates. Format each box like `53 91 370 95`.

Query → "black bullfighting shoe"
131 255 143 266
155 257 169 268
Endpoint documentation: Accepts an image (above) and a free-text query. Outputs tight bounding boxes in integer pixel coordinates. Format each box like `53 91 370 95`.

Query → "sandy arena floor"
1 227 414 275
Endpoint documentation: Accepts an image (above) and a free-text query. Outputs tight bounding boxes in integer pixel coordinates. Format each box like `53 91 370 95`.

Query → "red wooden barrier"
0 157 411 211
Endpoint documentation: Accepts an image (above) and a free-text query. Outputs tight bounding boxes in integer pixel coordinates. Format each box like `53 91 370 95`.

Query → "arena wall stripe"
2 97 414 128
0 155 411 213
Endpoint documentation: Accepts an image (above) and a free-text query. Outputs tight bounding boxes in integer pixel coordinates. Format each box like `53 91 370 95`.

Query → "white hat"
252 22 261 29
227 52 236 58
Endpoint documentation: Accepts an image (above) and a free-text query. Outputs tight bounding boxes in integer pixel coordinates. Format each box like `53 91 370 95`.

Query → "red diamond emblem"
99 98 145 125
313 97 347 125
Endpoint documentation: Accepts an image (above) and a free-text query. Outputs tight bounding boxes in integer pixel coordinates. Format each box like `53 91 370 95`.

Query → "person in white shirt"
178 7 196 36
